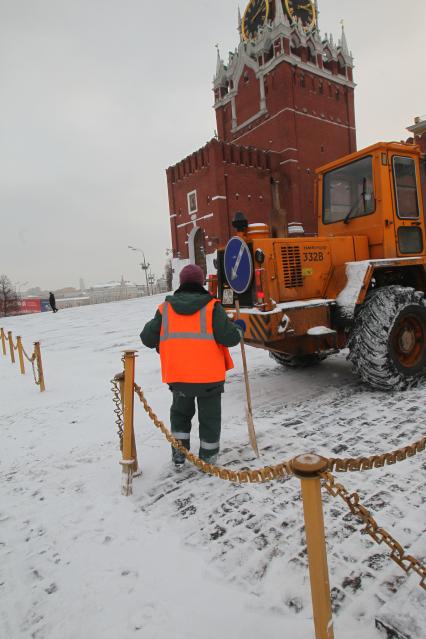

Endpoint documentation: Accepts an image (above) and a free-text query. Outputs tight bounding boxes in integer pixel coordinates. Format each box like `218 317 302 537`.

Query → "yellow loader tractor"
214 142 426 390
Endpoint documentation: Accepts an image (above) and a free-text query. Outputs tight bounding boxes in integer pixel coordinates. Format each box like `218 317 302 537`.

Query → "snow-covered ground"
1 295 425 639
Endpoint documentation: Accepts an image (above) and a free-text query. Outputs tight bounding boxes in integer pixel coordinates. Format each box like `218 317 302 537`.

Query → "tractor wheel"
269 351 327 368
348 286 426 390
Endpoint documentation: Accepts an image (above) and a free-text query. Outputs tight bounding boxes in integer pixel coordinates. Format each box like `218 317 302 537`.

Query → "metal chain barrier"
133 381 293 483
327 437 426 473
1 328 45 391
111 374 124 451
20 344 39 385
21 346 34 362
31 356 40 386
321 471 426 591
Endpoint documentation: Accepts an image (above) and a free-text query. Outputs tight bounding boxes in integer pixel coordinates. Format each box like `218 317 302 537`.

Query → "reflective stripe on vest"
160 303 215 342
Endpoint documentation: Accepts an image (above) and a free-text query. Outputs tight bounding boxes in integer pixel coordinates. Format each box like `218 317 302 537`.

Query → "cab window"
393 156 419 219
323 156 375 224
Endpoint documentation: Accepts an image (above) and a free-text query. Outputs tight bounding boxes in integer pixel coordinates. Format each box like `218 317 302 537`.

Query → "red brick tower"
167 0 356 285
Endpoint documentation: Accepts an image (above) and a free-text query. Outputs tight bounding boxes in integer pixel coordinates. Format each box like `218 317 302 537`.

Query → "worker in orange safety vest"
140 264 242 468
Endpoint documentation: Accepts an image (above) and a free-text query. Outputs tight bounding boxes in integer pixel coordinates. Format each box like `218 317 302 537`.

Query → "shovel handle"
235 300 259 456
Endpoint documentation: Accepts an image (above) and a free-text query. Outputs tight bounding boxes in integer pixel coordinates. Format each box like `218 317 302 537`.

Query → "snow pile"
0 296 425 639
336 260 370 318
307 326 335 336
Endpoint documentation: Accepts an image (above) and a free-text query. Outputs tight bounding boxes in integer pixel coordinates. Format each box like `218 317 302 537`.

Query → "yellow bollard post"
34 342 46 392
1 328 6 356
291 454 334 639
8 331 15 364
16 337 25 375
117 372 139 476
121 350 137 496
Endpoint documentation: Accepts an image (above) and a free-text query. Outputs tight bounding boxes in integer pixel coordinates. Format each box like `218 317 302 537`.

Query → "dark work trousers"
170 391 221 459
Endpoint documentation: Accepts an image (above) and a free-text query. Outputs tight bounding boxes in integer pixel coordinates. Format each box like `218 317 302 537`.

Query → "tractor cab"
316 142 426 261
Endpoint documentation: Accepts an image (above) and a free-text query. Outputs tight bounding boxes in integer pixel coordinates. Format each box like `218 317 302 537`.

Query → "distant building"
18 274 167 314
56 296 90 310
407 115 426 223
407 115 426 152
87 278 142 304
55 287 80 299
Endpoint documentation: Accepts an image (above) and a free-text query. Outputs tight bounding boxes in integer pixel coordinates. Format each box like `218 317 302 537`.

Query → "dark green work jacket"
140 283 241 396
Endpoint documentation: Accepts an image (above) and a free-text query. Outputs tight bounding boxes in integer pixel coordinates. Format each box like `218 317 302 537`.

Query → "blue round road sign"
224 237 253 294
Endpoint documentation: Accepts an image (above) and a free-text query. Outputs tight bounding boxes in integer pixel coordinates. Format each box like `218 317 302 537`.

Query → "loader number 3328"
303 252 324 262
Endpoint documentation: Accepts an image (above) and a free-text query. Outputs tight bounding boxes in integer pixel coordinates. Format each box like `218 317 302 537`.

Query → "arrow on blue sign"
224 237 253 294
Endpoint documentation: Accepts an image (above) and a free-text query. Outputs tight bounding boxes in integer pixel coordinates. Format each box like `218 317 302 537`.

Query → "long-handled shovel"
235 299 260 458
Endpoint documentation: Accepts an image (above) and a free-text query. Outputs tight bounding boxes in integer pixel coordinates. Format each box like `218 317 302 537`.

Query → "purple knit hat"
179 264 205 287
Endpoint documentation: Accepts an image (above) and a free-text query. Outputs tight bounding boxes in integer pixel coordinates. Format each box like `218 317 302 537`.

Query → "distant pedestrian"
49 292 58 313
140 264 242 468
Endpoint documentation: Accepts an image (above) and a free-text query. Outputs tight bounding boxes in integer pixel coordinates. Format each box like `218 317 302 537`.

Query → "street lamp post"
148 272 155 296
128 246 151 296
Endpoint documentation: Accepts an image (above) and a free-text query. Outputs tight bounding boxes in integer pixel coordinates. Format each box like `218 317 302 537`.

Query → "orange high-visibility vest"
158 299 234 384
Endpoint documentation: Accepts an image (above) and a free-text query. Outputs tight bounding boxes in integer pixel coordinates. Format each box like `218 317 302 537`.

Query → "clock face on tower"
284 0 316 32
242 0 270 41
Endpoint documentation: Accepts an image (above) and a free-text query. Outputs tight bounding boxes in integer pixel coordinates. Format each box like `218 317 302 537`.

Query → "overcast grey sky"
1 0 425 290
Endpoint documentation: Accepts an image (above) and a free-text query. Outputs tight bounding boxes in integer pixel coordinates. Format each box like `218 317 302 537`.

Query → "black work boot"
171 439 190 468
199 447 219 466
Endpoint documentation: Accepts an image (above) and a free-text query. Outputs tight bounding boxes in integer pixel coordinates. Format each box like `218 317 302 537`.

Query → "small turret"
237 6 242 40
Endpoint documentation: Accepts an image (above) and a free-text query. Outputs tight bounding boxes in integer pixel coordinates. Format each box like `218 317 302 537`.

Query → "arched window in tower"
193 228 207 276
264 45 274 64
290 36 301 58
338 56 346 77
322 48 333 72
308 43 316 65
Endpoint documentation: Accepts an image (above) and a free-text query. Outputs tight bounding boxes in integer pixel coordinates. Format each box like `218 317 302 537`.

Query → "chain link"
321 471 426 590
20 346 40 385
21 346 35 363
111 374 124 450
327 438 426 473
32 357 41 386
132 381 293 483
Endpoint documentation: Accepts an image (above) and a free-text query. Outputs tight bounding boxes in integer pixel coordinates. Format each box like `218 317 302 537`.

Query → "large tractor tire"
348 286 426 390
270 351 327 368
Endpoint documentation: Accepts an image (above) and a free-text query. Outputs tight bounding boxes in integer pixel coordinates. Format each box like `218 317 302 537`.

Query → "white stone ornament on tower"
238 6 242 38
213 44 228 90
339 21 349 56
215 45 221 74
